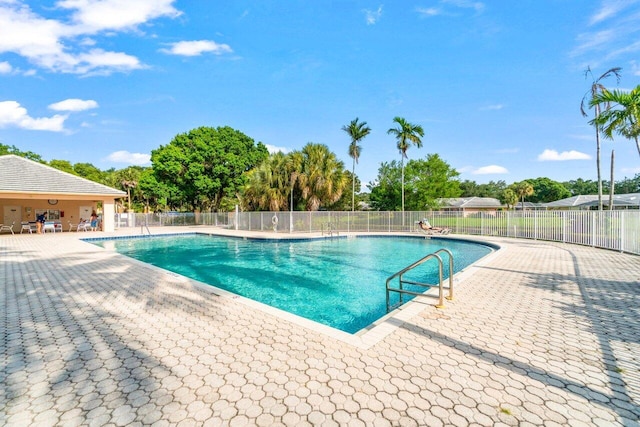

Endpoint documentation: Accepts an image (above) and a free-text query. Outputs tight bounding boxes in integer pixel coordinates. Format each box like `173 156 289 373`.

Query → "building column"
102 200 116 232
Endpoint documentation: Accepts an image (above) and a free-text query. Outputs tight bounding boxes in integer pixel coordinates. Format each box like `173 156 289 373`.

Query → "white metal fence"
116 210 640 255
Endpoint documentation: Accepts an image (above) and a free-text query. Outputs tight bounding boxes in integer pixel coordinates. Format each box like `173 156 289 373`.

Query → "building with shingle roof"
0 155 126 232
436 197 506 215
543 193 640 210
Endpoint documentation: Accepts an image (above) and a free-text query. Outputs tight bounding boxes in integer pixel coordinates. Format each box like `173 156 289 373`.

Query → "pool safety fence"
114 210 640 255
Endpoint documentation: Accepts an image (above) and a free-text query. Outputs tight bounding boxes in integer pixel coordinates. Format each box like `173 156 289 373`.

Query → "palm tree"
513 181 534 210
342 118 371 212
297 143 347 211
581 66 621 211
243 153 289 211
590 85 640 160
387 117 424 214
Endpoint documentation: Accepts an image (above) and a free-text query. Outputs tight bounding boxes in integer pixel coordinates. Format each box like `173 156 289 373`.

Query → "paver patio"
1 228 639 426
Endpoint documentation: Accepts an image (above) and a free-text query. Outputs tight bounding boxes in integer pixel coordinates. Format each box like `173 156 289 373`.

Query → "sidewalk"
1 228 639 426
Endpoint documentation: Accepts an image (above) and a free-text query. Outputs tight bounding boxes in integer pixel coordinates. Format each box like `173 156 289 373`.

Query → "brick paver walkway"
1 228 639 426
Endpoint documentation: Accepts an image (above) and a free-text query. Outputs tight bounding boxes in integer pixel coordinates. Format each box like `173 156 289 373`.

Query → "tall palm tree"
590 85 640 160
513 181 534 210
297 143 347 211
342 118 371 211
243 152 289 211
581 66 621 211
387 117 424 213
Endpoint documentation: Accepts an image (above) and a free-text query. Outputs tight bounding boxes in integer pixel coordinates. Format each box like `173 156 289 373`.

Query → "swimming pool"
92 234 494 333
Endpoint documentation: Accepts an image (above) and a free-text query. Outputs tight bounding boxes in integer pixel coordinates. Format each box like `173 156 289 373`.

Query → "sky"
1 0 640 190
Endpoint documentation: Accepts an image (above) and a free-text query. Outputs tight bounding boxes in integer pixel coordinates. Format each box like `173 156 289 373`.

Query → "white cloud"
472 165 509 175
416 7 441 17
160 40 233 57
105 150 151 165
0 0 179 75
265 144 290 154
537 149 591 161
480 104 504 111
363 5 383 25
0 100 67 131
589 0 632 25
0 61 12 74
48 98 98 112
419 0 484 17
442 0 485 13
57 0 182 32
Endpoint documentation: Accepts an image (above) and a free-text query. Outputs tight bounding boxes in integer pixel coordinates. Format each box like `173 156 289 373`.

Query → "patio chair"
43 221 56 233
0 221 15 234
20 222 33 234
416 220 451 236
75 220 91 232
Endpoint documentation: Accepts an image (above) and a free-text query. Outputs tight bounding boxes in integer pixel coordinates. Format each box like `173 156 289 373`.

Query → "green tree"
387 117 424 214
327 171 361 211
459 180 507 198
368 161 402 211
151 126 268 211
591 85 640 159
511 181 535 209
242 152 290 211
615 174 640 194
581 66 622 210
368 155 460 210
562 178 598 196
342 118 371 212
404 154 461 209
297 143 347 211
48 159 77 175
73 162 106 184
500 188 518 209
114 166 143 211
526 177 571 203
0 143 44 162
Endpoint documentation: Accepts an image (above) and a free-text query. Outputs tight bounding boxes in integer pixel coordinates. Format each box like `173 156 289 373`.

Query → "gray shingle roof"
0 155 126 197
544 193 640 208
437 197 504 209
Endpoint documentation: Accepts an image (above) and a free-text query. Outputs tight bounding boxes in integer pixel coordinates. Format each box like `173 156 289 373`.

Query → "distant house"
436 197 505 215
0 155 126 232
514 201 546 210
544 193 640 210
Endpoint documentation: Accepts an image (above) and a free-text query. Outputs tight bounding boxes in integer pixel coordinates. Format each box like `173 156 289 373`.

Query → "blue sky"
1 0 640 189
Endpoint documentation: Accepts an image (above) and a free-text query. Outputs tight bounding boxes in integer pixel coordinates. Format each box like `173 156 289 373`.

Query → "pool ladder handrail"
141 216 151 236
385 248 454 312
322 222 338 237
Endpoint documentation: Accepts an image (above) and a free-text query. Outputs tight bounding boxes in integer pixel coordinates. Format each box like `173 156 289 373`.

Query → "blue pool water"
92 234 493 333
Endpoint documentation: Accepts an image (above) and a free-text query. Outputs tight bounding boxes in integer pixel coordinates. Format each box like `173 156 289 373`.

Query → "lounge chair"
20 222 34 234
416 219 451 235
43 221 56 233
71 219 91 232
0 221 15 234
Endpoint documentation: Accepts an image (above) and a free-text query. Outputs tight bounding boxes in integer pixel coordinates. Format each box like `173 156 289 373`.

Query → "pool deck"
1 227 639 426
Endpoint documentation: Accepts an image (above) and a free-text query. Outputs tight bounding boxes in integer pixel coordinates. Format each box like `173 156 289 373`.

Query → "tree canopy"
368 154 460 210
150 126 269 211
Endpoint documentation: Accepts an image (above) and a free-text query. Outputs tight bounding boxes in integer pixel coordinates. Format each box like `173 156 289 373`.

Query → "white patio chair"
20 222 33 234
0 221 16 235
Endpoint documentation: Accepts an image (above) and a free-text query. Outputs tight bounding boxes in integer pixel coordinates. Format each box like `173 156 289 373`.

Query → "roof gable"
0 155 126 197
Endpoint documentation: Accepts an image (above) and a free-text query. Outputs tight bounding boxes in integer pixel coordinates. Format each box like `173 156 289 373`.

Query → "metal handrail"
385 249 454 312
141 216 151 235
433 248 454 300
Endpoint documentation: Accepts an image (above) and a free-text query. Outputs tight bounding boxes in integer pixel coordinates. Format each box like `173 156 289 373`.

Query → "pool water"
93 235 493 333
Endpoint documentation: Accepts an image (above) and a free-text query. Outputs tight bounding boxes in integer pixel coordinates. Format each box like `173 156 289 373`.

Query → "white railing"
115 210 640 255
